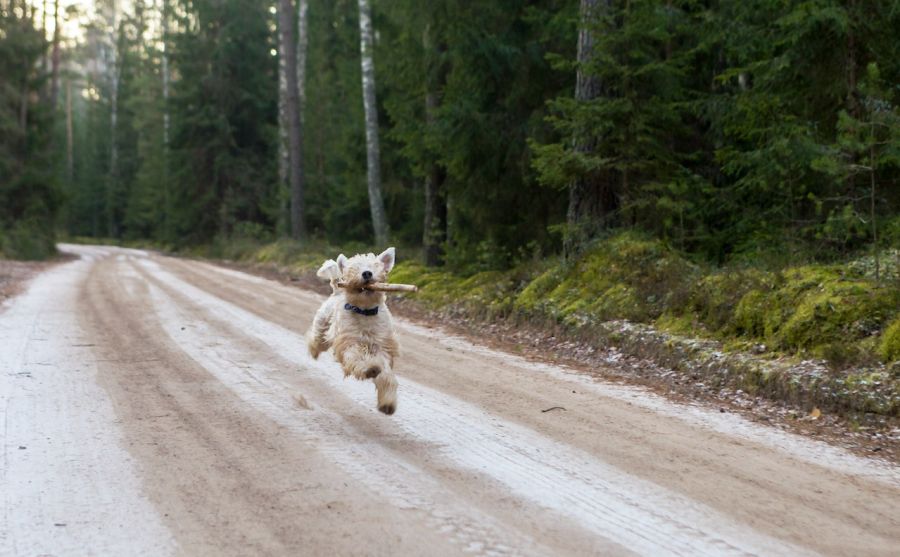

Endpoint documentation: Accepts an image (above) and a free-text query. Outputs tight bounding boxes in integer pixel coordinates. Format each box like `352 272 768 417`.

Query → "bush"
1 220 56 260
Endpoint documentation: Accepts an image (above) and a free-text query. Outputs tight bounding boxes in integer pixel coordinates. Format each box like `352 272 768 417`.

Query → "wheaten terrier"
307 247 400 414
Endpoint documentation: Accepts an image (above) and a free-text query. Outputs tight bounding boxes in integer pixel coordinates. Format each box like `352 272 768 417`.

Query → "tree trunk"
294 0 309 238
277 0 290 234
844 0 859 198
422 148 447 266
566 0 614 257
870 127 879 282
161 0 171 238
161 0 170 149
19 63 28 136
845 0 858 118
422 24 447 267
50 0 59 108
278 0 306 239
108 4 119 238
357 0 388 246
296 0 308 122
66 78 73 184
40 0 48 104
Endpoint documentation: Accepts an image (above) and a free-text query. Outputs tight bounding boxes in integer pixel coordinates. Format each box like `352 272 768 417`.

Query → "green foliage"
56 0 900 274
0 9 61 260
880 317 900 363
532 0 900 261
1 219 57 261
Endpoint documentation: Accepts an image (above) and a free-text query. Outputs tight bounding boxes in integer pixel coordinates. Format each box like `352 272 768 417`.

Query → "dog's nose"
362 270 373 281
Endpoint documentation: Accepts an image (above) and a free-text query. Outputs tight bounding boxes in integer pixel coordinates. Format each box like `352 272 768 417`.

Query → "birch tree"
278 0 305 239
296 0 308 122
357 0 388 246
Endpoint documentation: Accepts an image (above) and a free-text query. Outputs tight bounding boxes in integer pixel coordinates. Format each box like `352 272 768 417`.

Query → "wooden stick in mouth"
336 281 418 293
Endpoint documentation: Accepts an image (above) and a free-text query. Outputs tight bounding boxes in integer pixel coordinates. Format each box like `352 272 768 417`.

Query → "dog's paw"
365 366 381 379
378 403 396 415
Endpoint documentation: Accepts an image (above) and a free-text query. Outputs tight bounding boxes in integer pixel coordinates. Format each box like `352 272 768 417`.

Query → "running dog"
307 247 400 414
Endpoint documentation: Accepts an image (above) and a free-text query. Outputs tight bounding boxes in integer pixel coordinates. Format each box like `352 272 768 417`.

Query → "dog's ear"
316 259 340 281
378 247 396 273
336 254 349 274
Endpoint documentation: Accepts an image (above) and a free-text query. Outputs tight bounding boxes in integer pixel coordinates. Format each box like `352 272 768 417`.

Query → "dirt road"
2 245 898 556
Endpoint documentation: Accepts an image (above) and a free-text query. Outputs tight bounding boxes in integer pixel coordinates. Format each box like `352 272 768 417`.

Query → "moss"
700 264 900 364
880 317 900 363
513 232 696 322
389 262 458 308
655 313 697 336
771 267 898 354
388 262 518 320
733 289 768 337
516 265 566 314
684 269 770 332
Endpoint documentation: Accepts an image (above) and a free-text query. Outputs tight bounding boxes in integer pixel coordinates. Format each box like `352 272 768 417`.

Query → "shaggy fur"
307 247 400 414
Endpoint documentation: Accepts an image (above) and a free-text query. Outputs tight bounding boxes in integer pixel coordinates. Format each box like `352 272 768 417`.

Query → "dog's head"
337 247 395 306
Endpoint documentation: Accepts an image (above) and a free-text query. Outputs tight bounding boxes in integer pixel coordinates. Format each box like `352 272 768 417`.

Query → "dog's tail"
316 258 342 294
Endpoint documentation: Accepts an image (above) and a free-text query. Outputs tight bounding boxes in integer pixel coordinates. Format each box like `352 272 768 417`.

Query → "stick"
336 281 418 293
541 406 566 413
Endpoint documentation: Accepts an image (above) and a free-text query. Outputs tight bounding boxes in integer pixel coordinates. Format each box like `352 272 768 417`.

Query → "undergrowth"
391 232 900 370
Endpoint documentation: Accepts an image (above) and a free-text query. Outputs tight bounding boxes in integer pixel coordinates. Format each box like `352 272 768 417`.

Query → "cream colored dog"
307 247 400 414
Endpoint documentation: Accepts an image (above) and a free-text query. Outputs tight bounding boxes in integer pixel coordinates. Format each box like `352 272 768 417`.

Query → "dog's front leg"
307 299 335 359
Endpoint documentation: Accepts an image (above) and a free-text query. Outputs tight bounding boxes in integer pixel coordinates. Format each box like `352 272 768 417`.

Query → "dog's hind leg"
335 343 372 380
374 367 398 415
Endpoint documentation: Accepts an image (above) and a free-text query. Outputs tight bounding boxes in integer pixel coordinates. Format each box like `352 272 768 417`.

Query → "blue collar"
345 303 379 316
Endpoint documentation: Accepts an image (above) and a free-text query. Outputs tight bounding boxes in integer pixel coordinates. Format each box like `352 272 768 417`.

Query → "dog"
307 247 400 414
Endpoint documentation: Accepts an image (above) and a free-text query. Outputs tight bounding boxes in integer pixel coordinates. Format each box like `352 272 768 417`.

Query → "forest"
2 0 900 367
